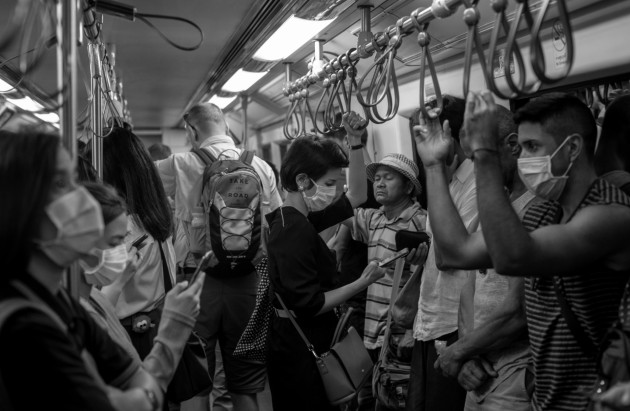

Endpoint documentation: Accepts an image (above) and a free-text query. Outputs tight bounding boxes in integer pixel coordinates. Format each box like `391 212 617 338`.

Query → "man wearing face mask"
155 103 282 411
417 91 630 411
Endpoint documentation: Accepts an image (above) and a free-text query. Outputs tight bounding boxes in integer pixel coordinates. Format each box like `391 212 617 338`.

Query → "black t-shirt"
0 275 138 411
266 194 354 318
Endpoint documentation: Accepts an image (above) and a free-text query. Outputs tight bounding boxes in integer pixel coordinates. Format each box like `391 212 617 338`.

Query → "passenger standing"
594 94 630 194
346 153 428 410
407 96 476 411
155 103 282 411
0 130 163 411
422 91 630 411
420 106 536 410
97 126 177 362
266 112 386 411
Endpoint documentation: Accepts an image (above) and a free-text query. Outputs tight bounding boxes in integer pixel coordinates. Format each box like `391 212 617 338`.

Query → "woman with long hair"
0 129 163 410
95 126 177 359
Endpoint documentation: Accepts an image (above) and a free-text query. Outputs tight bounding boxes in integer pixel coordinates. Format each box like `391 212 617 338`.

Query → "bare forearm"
317 277 370 315
346 148 367 207
474 151 534 274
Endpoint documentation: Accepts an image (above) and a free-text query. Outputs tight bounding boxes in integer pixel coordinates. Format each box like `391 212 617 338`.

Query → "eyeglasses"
503 132 519 150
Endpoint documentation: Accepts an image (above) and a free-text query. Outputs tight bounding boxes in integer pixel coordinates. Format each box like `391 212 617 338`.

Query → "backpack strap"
192 147 217 166
239 150 255 166
552 277 597 357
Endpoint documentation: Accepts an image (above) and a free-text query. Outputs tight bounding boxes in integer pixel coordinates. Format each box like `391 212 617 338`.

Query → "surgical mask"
517 136 575 201
302 179 336 212
37 186 104 267
80 244 128 287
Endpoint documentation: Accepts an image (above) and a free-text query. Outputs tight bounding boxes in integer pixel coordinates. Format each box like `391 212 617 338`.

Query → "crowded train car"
1 0 630 410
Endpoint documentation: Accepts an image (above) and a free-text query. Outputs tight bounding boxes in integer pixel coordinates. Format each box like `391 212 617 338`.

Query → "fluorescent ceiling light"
222 69 269 93
7 96 44 112
207 95 237 109
253 15 336 62
35 112 60 124
0 78 14 93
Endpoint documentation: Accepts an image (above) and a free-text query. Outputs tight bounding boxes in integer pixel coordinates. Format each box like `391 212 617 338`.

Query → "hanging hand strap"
377 257 406 363
552 276 596 357
275 292 319 358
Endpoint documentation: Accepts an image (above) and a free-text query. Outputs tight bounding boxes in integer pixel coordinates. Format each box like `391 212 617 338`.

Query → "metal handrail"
285 0 460 94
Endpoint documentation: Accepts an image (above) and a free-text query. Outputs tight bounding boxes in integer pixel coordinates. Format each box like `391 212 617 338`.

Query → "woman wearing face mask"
265 112 387 411
77 182 205 392
85 126 177 361
0 130 164 411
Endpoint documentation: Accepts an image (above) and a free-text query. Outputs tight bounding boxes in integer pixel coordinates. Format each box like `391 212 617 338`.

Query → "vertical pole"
57 0 78 162
240 93 248 150
57 0 80 299
89 43 103 179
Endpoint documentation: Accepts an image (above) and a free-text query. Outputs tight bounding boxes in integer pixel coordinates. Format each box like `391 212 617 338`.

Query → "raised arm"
342 111 368 208
466 91 630 276
414 111 492 270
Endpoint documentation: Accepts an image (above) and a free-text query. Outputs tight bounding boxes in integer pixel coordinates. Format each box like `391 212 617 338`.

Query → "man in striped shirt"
416 91 630 411
343 153 428 410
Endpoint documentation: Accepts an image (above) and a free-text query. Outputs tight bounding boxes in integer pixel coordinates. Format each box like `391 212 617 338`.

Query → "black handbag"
276 293 373 406
158 244 213 402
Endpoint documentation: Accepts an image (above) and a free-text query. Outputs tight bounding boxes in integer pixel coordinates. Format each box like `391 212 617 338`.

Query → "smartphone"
378 248 410 268
130 234 149 251
189 251 213 286
395 230 431 252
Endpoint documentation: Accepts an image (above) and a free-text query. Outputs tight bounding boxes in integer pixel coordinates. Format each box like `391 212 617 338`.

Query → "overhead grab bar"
486 0 527 99
284 0 461 94
529 0 574 84
410 12 443 118
461 0 489 98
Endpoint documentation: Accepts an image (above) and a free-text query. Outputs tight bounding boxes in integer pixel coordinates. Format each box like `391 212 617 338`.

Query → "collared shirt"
155 135 282 267
414 159 479 341
352 201 427 349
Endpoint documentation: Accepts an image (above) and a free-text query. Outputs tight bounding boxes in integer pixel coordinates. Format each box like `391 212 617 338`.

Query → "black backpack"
192 148 264 276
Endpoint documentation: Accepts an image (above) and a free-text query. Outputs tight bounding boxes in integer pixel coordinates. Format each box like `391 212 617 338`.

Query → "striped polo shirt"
352 202 427 349
522 179 630 411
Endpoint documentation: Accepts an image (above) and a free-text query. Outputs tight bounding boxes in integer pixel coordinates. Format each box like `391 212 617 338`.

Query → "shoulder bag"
275 293 373 406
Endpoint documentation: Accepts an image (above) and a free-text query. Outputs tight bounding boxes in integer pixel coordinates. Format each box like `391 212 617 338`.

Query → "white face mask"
517 136 575 201
80 243 128 287
301 179 337 212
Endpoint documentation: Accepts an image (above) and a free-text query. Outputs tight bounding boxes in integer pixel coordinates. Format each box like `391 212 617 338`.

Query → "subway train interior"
1 0 630 411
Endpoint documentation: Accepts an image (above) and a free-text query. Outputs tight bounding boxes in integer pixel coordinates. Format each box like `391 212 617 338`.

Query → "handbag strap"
331 307 355 347
552 276 596 357
275 292 319 358
159 242 173 292
378 258 406 362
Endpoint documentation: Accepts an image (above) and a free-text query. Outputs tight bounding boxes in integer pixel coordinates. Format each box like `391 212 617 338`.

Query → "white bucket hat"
366 153 422 195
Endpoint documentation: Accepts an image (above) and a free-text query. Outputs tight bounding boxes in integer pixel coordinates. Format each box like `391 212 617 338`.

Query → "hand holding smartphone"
189 251 214 286
378 248 410 269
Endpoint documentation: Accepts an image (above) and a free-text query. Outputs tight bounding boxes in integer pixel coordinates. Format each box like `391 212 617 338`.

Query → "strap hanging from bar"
461 0 489 98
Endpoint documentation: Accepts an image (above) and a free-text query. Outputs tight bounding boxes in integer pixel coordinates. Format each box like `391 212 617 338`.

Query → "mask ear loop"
550 134 580 176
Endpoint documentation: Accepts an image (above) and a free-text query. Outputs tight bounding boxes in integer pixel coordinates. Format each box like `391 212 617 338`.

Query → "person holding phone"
77 182 205 393
341 153 429 411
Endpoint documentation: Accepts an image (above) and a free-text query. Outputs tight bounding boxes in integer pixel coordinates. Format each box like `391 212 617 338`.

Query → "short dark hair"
99 127 173 241
82 182 127 225
148 143 172 161
595 94 630 175
280 135 349 192
514 93 597 160
77 154 99 183
495 105 517 140
0 129 59 277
